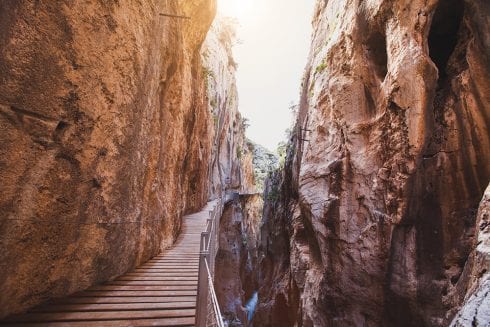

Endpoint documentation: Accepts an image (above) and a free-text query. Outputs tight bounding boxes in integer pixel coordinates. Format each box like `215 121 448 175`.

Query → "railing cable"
196 197 226 327
205 258 225 327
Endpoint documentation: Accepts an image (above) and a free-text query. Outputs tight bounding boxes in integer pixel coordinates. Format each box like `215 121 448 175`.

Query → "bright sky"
218 0 315 151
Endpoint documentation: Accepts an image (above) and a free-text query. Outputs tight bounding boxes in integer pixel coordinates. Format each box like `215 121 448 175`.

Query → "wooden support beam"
159 13 191 19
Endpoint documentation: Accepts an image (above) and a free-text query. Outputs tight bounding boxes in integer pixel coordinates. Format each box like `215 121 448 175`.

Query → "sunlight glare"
218 0 254 20
215 0 315 151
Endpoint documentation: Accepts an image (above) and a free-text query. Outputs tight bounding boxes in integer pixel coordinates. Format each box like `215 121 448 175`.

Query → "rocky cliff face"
248 141 279 192
202 18 265 326
451 183 490 326
215 194 263 326
202 17 255 197
0 0 217 318
256 0 490 326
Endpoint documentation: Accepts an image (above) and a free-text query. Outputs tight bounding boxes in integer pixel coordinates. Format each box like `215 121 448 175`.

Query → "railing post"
212 207 219 275
196 231 210 326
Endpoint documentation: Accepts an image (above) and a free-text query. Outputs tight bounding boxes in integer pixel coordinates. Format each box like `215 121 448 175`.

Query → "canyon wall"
250 141 279 192
202 17 255 197
202 18 267 326
0 0 216 318
451 184 490 326
256 0 490 326
215 194 263 326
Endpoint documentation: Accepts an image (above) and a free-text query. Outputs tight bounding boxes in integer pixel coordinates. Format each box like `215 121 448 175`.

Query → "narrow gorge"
0 0 489 327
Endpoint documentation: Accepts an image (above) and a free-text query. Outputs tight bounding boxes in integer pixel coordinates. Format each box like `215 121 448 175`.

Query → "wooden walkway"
2 201 217 326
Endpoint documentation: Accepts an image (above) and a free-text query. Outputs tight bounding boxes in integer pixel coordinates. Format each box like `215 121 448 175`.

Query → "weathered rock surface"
202 17 255 197
248 141 279 192
0 0 216 318
450 183 490 327
256 0 490 326
202 17 263 326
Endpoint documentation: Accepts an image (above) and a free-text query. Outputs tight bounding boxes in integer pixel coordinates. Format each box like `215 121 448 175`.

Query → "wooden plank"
31 302 195 313
149 258 199 261
144 263 199 266
108 281 197 286
50 296 196 304
156 253 200 255
161 249 199 256
169 243 201 244
140 264 199 266
144 262 199 265
133 267 186 270
131 270 198 274
124 273 198 277
143 263 199 266
147 259 200 262
134 266 198 269
149 257 199 260
87 285 196 292
158 255 198 258
143 260 199 263
117 276 198 281
1 317 195 326
134 268 198 273
154 255 198 257
138 266 198 269
4 309 195 322
1 201 217 326
75 290 196 297
162 250 199 252
144 260 199 266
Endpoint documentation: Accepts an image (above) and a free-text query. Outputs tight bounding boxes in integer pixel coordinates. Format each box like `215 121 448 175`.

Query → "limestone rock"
256 0 490 325
202 17 262 325
202 16 256 196
450 184 490 327
248 141 279 192
216 194 263 326
0 0 216 317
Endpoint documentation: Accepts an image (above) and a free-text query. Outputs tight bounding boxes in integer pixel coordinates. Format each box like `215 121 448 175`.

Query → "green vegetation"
266 184 280 202
309 79 316 98
228 95 234 107
210 97 217 108
240 117 250 131
277 141 287 168
276 127 296 169
315 59 327 73
202 66 215 89
246 139 255 152
237 145 243 160
202 66 214 79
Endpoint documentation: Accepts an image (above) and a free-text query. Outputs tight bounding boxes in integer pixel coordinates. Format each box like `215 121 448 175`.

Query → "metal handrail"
205 258 224 327
196 198 225 327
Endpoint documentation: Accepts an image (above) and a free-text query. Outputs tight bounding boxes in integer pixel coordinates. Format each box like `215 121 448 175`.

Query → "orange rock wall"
0 0 216 317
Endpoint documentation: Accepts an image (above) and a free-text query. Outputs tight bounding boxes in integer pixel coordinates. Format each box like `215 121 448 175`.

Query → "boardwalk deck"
1 201 217 326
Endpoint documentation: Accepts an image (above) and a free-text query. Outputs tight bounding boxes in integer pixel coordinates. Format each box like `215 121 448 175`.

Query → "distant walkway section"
2 201 219 326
